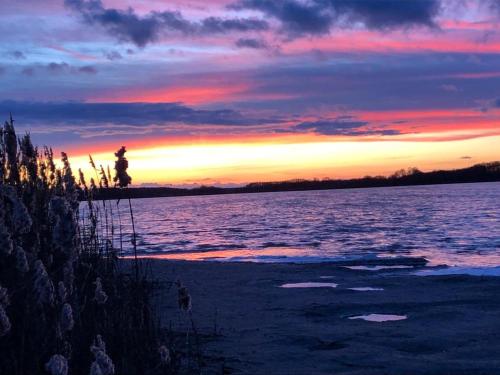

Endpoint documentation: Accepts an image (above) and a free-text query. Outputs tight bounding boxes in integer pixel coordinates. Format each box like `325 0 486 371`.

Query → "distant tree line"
91 162 500 201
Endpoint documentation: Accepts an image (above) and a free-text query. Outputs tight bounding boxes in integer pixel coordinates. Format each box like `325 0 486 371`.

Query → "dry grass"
0 117 203 375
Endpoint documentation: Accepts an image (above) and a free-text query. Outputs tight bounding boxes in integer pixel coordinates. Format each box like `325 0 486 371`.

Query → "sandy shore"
147 257 500 375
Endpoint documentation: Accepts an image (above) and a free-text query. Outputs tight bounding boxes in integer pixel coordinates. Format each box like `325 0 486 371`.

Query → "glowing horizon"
67 132 500 186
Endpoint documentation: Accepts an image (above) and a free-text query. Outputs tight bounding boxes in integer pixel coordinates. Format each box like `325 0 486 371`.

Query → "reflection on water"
133 247 319 262
96 182 500 267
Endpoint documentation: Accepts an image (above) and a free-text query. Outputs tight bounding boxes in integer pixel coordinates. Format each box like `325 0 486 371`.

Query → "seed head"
1 185 32 233
113 146 132 188
15 246 29 273
45 354 68 375
0 304 11 337
94 278 108 305
0 286 9 306
79 168 87 189
90 362 103 375
33 260 55 305
90 335 115 375
63 262 75 295
49 196 77 257
89 154 97 170
58 281 67 302
159 345 171 365
0 225 13 256
60 303 74 332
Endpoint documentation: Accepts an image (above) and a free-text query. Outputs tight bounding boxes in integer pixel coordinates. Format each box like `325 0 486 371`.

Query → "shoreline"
100 180 500 202
128 250 500 270
148 257 500 375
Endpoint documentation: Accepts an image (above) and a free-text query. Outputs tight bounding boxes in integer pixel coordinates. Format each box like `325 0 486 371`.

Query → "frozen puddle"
348 287 384 291
349 314 407 322
345 265 413 271
280 282 338 288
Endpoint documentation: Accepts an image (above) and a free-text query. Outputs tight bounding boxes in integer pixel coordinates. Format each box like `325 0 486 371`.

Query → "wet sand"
149 257 500 375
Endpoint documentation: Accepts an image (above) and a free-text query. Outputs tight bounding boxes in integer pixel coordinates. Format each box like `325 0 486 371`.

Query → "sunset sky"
1 0 499 186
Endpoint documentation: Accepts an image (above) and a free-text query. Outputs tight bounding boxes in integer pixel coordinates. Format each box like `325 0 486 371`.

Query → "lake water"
106 182 500 266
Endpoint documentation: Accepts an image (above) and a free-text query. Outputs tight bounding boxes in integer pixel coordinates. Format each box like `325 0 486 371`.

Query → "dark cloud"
65 0 268 47
231 52 500 113
45 62 97 75
328 0 440 29
295 118 368 135
480 97 500 112
488 0 500 13
0 101 274 127
0 102 403 141
64 0 189 46
9 50 26 60
201 17 268 33
460 156 472 159
235 38 268 49
78 65 98 74
230 0 440 36
104 50 123 60
47 62 70 72
294 117 400 136
64 0 440 46
21 67 34 76
230 0 332 36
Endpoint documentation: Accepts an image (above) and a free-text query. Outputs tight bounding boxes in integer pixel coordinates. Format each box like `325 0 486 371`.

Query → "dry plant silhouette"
0 116 203 375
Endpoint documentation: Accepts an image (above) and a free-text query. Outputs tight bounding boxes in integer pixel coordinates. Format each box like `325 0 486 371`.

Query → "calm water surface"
107 182 500 266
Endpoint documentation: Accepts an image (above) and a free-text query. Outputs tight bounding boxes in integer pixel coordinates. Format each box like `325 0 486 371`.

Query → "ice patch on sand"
344 265 413 271
348 314 406 322
416 266 500 277
280 282 338 288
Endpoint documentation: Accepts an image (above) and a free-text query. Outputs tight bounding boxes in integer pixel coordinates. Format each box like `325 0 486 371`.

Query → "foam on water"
348 287 384 291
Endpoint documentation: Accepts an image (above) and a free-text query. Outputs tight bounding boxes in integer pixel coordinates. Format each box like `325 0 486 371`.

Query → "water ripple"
100 182 500 266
